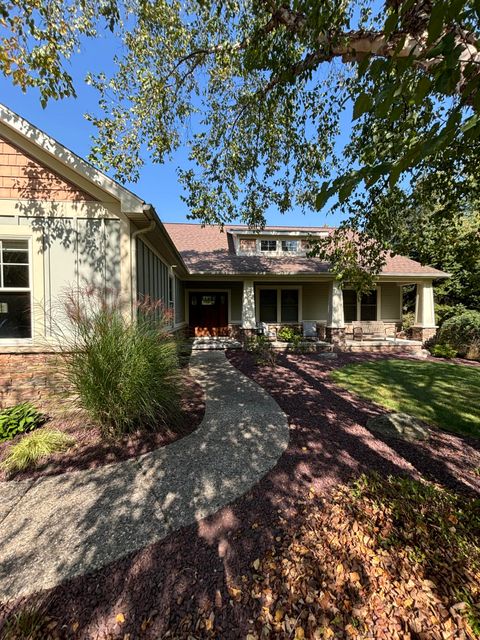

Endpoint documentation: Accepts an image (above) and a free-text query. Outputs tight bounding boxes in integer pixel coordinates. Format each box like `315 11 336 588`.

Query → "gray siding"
39 216 121 334
136 238 171 320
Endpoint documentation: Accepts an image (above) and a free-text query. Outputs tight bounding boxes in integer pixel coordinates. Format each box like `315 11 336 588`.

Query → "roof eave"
0 103 145 214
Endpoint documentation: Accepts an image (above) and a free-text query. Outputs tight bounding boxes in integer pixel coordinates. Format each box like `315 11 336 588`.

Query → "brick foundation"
0 353 60 408
410 326 437 343
325 327 346 348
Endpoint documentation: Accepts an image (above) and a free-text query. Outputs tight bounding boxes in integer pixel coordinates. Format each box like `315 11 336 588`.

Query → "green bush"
435 303 467 326
244 334 277 367
401 311 415 333
430 343 458 359
58 289 183 437
277 326 299 342
1 429 75 475
437 310 480 359
0 402 45 443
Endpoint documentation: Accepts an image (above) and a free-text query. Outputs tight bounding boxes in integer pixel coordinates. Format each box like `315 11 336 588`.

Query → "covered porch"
240 278 437 349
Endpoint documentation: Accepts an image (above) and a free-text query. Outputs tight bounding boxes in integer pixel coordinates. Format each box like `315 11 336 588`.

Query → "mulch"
0 372 205 482
1 351 479 639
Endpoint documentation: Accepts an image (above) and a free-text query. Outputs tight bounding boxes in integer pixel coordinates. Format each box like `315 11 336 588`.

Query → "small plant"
430 343 458 359
1 429 75 475
277 326 298 342
0 402 45 442
401 311 415 334
1 602 52 639
244 334 277 367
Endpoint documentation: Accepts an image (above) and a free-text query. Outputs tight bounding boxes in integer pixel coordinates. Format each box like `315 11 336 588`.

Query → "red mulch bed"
1 352 479 639
0 372 205 482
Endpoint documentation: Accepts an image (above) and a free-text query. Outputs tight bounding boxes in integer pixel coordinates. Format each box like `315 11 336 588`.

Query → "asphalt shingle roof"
163 223 449 278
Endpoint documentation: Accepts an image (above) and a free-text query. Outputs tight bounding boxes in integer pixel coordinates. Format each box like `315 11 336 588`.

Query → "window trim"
256 285 302 324
281 239 299 253
259 239 277 253
0 235 34 343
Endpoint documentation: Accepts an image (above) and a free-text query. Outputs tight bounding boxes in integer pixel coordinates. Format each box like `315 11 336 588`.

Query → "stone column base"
325 327 346 349
411 326 437 343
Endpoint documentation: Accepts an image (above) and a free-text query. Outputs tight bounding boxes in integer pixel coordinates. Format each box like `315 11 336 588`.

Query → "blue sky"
0 31 350 227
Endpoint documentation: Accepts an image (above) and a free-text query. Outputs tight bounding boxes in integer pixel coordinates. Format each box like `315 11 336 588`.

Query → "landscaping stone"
367 412 430 441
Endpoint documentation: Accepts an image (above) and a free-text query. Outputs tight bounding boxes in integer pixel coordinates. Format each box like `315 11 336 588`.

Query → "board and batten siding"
136 237 174 321
0 214 121 337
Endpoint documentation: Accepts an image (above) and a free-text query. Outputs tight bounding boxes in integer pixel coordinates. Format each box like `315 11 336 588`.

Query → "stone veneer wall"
0 353 58 408
410 327 437 343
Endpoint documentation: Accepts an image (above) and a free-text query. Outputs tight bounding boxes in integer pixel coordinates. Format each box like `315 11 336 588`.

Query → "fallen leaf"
253 558 260 571
115 613 125 624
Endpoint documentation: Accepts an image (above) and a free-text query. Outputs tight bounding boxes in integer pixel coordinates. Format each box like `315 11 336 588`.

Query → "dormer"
230 228 330 257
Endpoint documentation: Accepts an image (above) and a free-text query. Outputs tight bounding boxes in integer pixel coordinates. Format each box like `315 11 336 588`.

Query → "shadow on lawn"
1 351 479 639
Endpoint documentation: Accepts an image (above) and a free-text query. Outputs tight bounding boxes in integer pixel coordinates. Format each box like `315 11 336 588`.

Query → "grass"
331 359 480 436
0 429 76 475
1 602 52 639
57 288 183 437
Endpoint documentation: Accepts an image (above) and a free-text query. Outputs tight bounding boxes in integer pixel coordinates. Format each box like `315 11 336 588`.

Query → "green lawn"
331 359 480 437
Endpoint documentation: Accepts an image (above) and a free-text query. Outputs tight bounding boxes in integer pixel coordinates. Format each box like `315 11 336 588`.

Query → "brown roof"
163 223 449 278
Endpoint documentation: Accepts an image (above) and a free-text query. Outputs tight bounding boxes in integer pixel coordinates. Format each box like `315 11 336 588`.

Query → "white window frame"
256 285 302 324
281 239 299 253
0 236 34 344
259 239 277 253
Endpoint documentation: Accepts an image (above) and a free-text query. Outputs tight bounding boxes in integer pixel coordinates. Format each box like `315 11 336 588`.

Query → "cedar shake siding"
0 135 97 202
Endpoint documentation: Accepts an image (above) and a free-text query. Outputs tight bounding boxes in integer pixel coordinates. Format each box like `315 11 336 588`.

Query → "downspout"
130 204 156 322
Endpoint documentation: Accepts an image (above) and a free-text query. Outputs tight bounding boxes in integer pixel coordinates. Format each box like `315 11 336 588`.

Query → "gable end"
0 135 98 202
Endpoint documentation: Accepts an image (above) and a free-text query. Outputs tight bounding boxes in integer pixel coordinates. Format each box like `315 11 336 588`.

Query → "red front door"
189 292 229 337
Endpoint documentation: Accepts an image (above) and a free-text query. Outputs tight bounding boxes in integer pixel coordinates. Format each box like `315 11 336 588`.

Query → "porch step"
190 337 242 351
345 342 427 355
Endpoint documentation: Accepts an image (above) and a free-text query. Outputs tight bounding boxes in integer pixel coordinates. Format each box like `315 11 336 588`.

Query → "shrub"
57 289 183 437
0 402 45 443
435 303 467 326
244 334 277 367
277 326 298 342
437 310 480 359
401 311 415 333
1 430 75 475
430 343 458 359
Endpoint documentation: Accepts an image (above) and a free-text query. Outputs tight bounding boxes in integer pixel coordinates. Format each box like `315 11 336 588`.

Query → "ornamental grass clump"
1 429 75 475
58 288 182 438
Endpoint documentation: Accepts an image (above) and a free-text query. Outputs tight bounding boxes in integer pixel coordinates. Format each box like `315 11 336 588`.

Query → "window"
259 289 277 322
281 240 298 253
343 290 357 323
260 240 277 252
361 291 377 321
259 288 299 323
0 239 31 339
281 289 298 322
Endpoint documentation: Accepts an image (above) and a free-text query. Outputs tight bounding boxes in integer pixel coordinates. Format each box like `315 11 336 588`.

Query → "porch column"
413 280 437 343
241 280 256 332
326 280 346 347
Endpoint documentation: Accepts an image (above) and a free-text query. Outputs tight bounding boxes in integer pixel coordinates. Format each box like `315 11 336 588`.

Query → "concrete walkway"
0 351 289 600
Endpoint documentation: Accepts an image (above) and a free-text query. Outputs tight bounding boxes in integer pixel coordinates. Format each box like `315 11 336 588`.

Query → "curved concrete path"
0 351 289 600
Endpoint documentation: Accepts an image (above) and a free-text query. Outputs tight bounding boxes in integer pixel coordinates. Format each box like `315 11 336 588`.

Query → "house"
0 104 448 361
